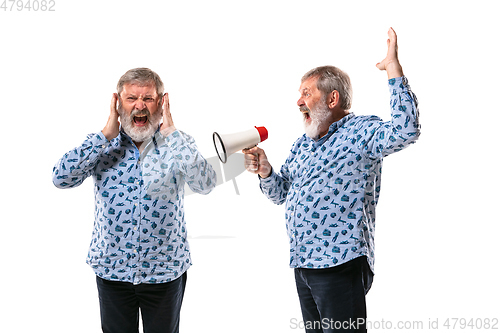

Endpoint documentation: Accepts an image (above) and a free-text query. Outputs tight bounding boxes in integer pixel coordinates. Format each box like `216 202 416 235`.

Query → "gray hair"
117 67 164 97
301 66 352 110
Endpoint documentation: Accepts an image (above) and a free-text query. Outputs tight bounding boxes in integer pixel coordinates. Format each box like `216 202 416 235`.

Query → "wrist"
259 167 272 179
385 61 404 79
102 128 117 141
160 125 176 137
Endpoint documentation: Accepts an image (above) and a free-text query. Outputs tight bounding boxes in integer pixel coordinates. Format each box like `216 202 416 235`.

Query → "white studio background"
1 0 499 332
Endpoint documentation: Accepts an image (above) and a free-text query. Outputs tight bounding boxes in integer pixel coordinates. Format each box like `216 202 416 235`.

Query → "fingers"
243 147 272 178
162 93 172 123
376 29 394 71
376 28 403 78
243 146 259 155
387 27 398 54
110 93 119 115
388 27 397 44
102 93 121 141
160 92 176 136
162 92 170 112
243 148 260 172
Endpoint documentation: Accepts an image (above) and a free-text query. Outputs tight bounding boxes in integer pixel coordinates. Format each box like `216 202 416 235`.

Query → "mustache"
300 106 310 113
130 108 152 118
117 103 152 120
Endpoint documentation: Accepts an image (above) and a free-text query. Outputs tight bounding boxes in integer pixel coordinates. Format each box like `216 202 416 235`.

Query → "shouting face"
297 76 332 140
118 83 163 143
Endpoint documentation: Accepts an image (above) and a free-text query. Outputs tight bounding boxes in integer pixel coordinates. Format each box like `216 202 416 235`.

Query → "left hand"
376 27 404 79
160 92 176 136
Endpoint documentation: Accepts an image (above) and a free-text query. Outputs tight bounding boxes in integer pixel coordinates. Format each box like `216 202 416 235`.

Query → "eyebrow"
124 94 155 98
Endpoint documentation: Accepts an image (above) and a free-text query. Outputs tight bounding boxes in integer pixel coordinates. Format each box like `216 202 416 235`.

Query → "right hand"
102 93 120 141
243 146 272 178
375 27 404 79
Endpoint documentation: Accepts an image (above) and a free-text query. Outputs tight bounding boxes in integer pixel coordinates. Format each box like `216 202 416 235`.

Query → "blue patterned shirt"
52 128 216 284
260 76 420 273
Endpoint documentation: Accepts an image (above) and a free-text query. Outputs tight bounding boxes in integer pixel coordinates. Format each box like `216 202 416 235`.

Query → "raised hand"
102 93 120 141
160 93 176 136
376 27 404 79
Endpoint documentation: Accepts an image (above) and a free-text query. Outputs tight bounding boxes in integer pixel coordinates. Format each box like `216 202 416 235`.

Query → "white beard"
119 107 162 143
304 100 331 140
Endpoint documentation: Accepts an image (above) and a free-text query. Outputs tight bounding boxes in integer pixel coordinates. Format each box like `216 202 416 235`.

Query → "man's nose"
297 97 304 108
135 99 146 110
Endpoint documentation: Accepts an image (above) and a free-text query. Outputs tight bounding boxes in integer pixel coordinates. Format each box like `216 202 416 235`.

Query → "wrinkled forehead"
121 82 158 98
299 76 319 94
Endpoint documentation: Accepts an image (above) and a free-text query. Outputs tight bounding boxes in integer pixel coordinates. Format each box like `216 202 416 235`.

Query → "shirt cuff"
92 131 111 149
388 76 409 93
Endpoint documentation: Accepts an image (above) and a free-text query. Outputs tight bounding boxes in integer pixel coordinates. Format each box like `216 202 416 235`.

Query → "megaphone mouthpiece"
213 126 268 163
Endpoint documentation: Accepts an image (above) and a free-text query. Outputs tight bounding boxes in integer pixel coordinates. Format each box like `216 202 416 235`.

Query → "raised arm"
364 28 420 158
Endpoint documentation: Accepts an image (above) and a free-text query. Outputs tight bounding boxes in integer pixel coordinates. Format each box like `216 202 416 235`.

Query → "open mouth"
301 109 311 122
133 115 148 126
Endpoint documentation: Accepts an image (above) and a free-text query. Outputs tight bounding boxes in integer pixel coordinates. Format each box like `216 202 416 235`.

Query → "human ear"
327 90 340 109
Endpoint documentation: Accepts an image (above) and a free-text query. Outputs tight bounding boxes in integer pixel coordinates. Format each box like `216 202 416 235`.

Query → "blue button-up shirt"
52 128 216 284
260 76 420 273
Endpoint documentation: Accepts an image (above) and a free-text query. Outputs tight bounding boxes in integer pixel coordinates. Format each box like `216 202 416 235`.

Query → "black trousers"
294 256 373 333
96 272 187 333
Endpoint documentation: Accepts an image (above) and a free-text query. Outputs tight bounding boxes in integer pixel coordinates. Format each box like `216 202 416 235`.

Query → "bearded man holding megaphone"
242 28 420 332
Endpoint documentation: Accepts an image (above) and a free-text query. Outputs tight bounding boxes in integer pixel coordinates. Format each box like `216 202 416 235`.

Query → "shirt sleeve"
52 132 108 189
258 148 295 205
363 76 421 158
161 130 217 195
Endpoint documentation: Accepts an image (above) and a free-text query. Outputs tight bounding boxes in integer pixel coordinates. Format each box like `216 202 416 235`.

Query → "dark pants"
294 256 373 333
96 272 187 333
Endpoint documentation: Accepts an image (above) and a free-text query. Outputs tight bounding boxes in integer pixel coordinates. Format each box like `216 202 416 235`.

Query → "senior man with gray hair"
52 68 216 333
244 28 420 332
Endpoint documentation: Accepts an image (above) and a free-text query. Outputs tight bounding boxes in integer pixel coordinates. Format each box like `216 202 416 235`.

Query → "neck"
133 141 144 153
318 110 349 138
331 109 350 124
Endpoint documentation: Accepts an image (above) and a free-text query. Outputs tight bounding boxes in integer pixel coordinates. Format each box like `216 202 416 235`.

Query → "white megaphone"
213 126 268 163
